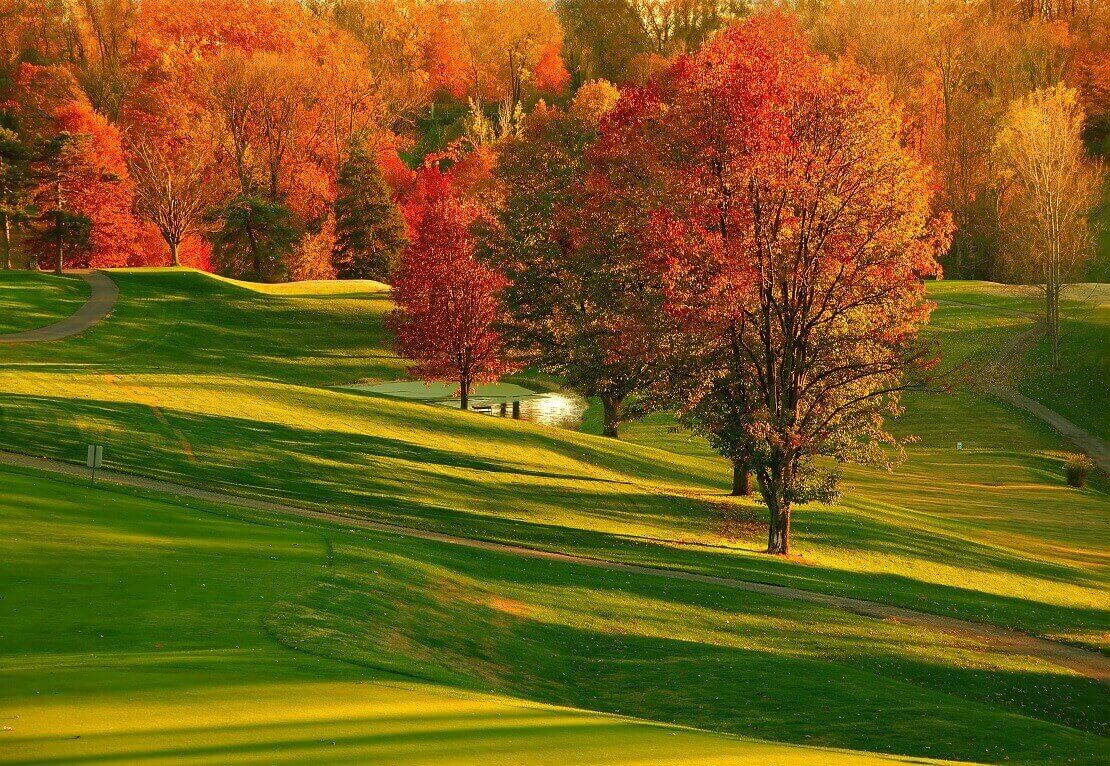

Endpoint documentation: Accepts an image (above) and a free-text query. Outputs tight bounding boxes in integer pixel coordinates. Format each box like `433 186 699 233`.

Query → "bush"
1064 454 1095 488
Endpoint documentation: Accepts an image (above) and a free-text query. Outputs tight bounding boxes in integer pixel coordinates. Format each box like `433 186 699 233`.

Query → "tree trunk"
168 238 180 267
731 459 751 496
54 179 64 276
1 214 9 270
766 497 791 555
600 393 621 438
760 459 792 555
1046 277 1060 370
459 377 470 410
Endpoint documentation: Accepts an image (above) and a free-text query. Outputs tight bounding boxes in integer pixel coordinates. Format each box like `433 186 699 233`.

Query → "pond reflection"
436 392 588 430
344 380 589 431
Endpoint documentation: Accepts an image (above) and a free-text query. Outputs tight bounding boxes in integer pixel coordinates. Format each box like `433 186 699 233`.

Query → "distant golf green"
0 271 89 334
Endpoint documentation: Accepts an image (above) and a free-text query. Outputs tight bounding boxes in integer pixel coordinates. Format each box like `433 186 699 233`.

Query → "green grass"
1 269 1107 763
0 271 89 334
0 269 1104 652
1018 284 1110 442
2 465 1105 765
1085 176 1110 283
2 465 927 765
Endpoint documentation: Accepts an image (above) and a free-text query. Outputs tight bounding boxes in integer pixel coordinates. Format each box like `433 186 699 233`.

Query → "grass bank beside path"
0 270 1105 651
1016 284 1110 442
2 465 936 766
3 464 1105 765
0 271 89 334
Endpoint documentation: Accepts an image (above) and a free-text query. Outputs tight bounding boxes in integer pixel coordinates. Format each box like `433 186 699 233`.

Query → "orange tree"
626 15 949 554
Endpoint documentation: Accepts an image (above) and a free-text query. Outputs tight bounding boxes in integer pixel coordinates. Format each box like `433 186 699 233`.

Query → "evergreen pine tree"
333 140 407 281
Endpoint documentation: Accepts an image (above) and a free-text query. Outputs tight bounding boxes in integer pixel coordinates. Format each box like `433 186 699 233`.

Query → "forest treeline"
0 0 1105 281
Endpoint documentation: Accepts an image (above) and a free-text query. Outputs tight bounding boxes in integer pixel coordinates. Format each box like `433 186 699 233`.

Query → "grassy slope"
0 271 89 334
1017 284 1110 442
0 465 919 766
0 271 1106 763
0 270 1104 649
2 466 1104 765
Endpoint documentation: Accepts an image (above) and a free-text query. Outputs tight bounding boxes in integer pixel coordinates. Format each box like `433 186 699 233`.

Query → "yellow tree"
458 0 565 112
995 84 1103 367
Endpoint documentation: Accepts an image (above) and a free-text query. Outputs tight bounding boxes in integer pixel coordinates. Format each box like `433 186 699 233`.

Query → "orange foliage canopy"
16 65 141 267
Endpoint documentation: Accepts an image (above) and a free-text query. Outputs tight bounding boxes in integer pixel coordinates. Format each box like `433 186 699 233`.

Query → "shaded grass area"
0 270 1105 650
0 271 89 334
1 465 910 766
270 515 1109 765
1018 285 1109 442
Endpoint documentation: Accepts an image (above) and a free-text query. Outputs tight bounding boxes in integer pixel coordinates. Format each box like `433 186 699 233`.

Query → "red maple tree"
391 166 516 409
623 15 949 554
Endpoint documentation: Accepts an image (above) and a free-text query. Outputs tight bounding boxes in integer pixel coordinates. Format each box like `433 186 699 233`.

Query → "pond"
343 380 589 431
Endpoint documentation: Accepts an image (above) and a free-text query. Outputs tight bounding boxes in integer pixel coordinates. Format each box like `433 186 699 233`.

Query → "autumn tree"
128 138 221 266
632 0 747 55
483 83 665 437
11 65 141 269
392 166 514 409
557 0 650 85
994 84 1103 367
637 16 946 554
458 0 568 113
0 126 33 269
333 138 408 280
28 133 94 273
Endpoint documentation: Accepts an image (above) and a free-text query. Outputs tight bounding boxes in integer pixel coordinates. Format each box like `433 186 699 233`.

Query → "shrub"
1064 454 1095 488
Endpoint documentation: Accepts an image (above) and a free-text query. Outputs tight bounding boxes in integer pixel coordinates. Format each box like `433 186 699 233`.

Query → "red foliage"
15 66 144 268
391 166 516 402
596 14 948 553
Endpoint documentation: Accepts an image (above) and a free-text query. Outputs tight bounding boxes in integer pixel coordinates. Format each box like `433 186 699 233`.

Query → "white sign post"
87 445 103 483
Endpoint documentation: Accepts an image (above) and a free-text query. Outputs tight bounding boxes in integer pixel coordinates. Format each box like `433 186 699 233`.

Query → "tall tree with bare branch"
128 138 220 266
995 84 1104 368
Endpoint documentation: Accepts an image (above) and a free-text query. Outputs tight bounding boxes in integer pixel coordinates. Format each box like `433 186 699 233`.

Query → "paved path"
986 316 1110 472
2 449 1106 684
0 270 118 343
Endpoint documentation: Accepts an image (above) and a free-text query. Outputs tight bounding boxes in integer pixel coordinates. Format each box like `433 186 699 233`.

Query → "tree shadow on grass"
266 529 1108 766
2 391 1106 651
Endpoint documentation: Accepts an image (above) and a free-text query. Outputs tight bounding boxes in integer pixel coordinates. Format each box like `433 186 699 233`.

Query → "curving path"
1 448 1106 684
986 315 1110 472
0 270 118 343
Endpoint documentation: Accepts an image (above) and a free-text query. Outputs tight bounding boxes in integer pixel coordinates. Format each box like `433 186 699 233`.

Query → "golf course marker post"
87 445 103 484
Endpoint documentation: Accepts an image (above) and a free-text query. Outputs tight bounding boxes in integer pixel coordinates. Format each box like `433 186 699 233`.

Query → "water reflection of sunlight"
346 380 590 430
436 392 588 430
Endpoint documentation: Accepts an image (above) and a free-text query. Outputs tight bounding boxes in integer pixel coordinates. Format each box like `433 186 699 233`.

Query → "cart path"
0 270 118 343
2 449 1106 684
986 316 1110 472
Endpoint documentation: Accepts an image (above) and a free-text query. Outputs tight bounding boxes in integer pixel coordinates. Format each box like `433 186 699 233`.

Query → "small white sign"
87 445 103 469
956 442 963 451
